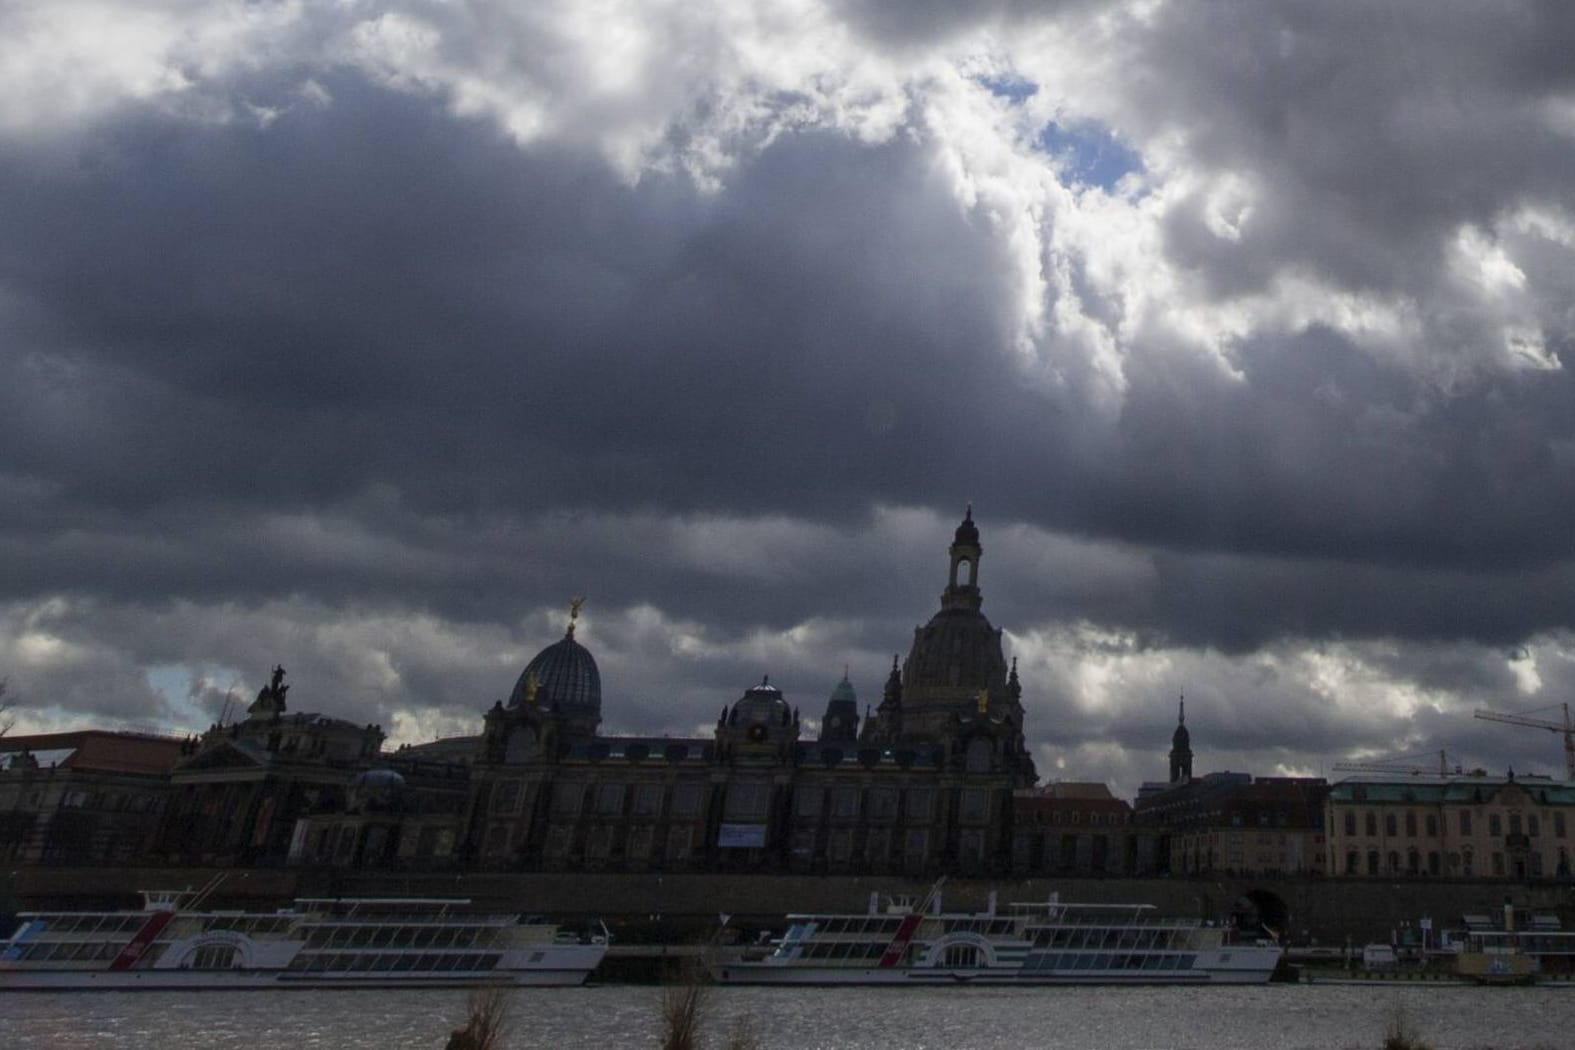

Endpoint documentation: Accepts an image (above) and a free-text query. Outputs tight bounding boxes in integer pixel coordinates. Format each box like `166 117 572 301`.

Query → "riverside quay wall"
3 867 1572 948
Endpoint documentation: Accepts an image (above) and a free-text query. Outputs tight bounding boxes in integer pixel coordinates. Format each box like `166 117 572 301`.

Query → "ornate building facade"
154 668 388 865
0 731 183 864
1325 771 1575 880
463 510 1041 876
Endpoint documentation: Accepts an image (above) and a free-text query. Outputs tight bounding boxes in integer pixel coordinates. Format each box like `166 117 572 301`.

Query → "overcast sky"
5 1 1575 797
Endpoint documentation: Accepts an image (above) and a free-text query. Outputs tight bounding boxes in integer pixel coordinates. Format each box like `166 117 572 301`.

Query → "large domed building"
464 511 1046 876
860 507 1036 786
505 606 602 742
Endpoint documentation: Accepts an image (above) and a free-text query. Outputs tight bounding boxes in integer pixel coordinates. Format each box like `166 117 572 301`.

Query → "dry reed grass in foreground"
445 985 512 1050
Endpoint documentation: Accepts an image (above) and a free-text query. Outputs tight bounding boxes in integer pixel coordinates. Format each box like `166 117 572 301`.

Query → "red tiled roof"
3 730 184 776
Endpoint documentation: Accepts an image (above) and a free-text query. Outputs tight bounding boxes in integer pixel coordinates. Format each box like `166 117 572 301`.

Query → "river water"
6 984 1571 1050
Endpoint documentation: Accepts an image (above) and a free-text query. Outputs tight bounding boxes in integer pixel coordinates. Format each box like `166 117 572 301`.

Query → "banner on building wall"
718 823 767 848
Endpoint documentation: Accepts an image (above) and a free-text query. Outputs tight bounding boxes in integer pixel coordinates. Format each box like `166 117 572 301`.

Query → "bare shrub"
659 980 711 1050
446 985 512 1050
1382 1003 1434 1050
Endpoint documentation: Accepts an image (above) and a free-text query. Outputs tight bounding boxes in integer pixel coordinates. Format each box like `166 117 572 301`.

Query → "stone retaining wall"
3 867 1570 947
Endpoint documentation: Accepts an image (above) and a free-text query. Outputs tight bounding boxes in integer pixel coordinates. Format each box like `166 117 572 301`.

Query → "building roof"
0 730 185 776
1329 772 1575 804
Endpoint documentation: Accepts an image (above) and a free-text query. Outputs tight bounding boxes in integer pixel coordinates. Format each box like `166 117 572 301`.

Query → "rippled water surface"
6 984 1573 1050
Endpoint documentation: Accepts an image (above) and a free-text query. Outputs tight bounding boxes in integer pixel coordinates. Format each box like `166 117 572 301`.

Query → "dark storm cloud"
1106 3 1575 290
0 74 1021 526
4 1 1575 795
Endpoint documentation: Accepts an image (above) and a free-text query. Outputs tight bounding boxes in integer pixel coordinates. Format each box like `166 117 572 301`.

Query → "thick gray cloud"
3 1 1575 795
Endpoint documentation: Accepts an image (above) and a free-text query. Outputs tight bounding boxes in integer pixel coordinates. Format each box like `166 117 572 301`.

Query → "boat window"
191 944 239 970
942 944 980 968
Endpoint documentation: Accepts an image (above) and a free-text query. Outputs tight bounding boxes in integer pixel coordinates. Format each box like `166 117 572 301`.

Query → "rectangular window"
633 784 663 816
1557 812 1567 838
905 789 933 820
1490 814 1503 837
1385 814 1397 837
960 789 989 823
794 786 823 817
671 783 703 817
1492 852 1505 876
725 782 771 820
831 787 860 819
1459 811 1472 836
904 829 929 859
1425 814 1438 837
868 787 899 820
1344 811 1356 836
666 825 692 861
595 783 625 816
491 779 521 815
1404 813 1417 837
551 783 584 818
585 825 615 859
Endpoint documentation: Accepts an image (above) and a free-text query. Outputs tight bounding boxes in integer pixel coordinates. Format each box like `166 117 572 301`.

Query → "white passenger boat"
711 884 1281 985
0 887 608 990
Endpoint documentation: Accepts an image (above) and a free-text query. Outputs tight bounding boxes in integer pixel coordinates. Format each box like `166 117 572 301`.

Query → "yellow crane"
1473 703 1575 780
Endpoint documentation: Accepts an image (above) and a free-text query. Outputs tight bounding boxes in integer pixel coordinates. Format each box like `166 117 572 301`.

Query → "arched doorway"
1235 889 1290 939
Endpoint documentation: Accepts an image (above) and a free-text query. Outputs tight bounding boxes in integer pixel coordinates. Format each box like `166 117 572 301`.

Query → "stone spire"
1169 696 1193 783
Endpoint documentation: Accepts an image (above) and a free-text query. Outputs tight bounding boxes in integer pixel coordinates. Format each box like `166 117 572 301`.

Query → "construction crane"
1474 702 1575 780
1331 748 1457 777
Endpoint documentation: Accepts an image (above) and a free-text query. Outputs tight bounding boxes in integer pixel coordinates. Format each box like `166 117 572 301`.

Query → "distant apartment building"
0 730 183 864
1010 782 1162 875
1326 771 1575 880
1131 701 1327 877
1136 770 1328 876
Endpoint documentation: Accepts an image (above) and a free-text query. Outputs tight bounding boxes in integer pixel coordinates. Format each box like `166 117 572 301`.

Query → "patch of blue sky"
975 73 1038 103
1038 120 1144 193
146 662 245 730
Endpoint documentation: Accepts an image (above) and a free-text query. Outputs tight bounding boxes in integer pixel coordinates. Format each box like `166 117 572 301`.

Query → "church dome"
508 629 602 723
732 677 790 727
348 767 406 812
828 675 857 707
904 606 1008 694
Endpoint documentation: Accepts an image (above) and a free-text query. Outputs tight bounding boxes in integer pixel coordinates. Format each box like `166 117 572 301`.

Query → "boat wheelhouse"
711 885 1281 985
0 888 608 990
